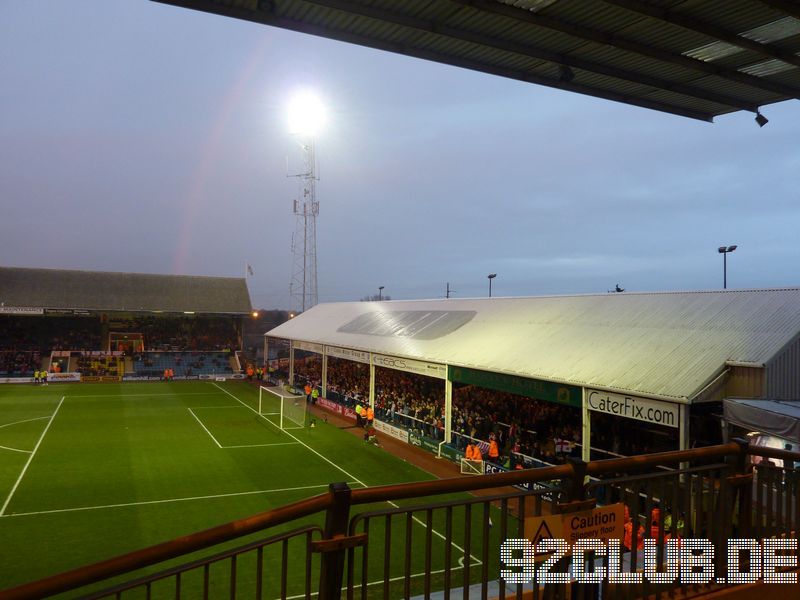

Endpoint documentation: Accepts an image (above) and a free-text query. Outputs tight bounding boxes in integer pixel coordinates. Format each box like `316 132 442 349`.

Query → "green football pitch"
0 381 511 598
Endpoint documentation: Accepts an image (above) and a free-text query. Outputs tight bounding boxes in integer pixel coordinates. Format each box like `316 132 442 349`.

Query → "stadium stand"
0 266 252 378
131 351 235 378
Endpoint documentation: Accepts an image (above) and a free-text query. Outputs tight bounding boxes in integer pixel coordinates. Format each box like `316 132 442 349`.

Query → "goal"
259 385 307 430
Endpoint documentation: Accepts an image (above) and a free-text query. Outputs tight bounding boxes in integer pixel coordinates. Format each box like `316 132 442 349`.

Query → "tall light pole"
718 245 737 289
378 286 384 301
487 273 497 297
287 91 326 313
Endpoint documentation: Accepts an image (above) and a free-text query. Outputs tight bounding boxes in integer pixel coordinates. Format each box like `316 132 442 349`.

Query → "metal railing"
2 441 798 600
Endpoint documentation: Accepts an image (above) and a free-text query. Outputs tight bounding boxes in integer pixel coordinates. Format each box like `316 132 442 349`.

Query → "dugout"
0 266 252 377
266 288 800 461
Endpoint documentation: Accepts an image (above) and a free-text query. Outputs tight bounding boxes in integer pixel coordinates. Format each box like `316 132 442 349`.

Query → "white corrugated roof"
267 289 800 402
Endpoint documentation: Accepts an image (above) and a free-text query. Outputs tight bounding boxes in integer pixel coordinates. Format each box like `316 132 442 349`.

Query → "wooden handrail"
4 440 798 600
0 493 331 600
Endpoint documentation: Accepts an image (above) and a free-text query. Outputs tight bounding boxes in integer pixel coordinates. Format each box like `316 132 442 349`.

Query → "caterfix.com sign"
587 389 679 428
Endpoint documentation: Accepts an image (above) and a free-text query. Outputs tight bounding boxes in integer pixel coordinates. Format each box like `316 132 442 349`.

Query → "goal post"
258 385 306 430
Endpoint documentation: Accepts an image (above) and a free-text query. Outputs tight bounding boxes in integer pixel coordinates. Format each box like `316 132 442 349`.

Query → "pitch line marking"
282 562 482 600
0 416 50 430
67 392 223 398
0 445 32 454
1 482 361 518
0 396 65 516
221 442 301 449
187 408 222 448
211 383 482 566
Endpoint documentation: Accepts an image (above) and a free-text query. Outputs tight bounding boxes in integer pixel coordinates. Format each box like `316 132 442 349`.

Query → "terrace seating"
131 351 234 378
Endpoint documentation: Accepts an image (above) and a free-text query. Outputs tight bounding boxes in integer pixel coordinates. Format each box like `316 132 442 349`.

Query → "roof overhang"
153 0 800 122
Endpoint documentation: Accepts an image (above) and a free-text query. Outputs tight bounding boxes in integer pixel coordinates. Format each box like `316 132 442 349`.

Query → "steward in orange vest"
488 439 500 460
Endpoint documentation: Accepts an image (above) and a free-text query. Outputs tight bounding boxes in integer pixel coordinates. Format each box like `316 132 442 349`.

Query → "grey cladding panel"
337 310 476 340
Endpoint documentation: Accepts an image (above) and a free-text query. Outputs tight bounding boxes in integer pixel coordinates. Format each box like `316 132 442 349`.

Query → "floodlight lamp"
755 111 768 128
287 91 326 136
558 65 575 83
252 311 259 318
718 246 727 253
729 245 737 252
488 273 497 279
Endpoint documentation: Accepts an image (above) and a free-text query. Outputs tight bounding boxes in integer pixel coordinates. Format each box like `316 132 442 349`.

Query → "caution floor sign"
525 503 624 547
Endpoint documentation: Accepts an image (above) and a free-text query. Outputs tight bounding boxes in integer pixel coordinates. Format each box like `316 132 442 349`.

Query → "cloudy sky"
2 1 799 309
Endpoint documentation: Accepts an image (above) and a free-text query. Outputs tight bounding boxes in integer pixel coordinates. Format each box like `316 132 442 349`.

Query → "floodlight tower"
287 92 325 313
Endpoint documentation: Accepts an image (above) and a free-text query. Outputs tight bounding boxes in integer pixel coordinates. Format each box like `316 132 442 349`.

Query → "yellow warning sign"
525 503 624 547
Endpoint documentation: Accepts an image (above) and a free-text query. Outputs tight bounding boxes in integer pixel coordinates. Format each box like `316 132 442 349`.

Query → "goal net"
460 458 484 476
259 385 306 430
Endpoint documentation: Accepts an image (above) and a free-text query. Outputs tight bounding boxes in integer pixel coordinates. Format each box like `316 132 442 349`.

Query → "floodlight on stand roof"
558 65 575 83
755 111 769 127
287 91 326 137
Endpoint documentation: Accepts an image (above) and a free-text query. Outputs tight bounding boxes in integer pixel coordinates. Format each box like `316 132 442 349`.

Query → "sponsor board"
324 345 370 364
587 389 679 428
122 376 162 381
0 377 35 384
317 397 357 421
439 444 462 462
293 340 324 354
44 372 81 382
0 306 44 315
524 503 624 547
448 366 581 408
483 462 560 502
372 353 446 379
80 376 122 383
373 419 409 443
408 432 440 454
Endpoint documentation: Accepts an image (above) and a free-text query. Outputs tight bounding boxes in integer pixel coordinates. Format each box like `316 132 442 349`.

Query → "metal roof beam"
757 0 800 20
452 0 800 100
602 0 800 69
152 0 714 121
301 0 757 111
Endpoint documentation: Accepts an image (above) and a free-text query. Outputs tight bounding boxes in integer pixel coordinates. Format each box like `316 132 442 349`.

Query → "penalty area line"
187 408 222 449
0 445 32 454
1 482 362 518
0 396 65 517
0 416 50 430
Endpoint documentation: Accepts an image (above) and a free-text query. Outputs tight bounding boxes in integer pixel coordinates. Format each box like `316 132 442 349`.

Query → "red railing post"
317 482 353 600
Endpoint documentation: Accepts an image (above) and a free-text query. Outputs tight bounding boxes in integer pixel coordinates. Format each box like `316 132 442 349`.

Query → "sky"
1 1 799 310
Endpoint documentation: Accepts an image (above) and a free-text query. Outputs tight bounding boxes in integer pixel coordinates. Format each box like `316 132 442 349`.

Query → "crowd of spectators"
322 358 445 439
0 316 101 353
292 353 322 386
109 317 238 352
75 354 123 377
286 354 677 463
452 385 582 466
0 349 41 377
324 357 368 404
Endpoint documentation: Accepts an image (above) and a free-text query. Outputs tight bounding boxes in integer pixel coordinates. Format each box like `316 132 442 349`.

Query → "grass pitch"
0 381 510 598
